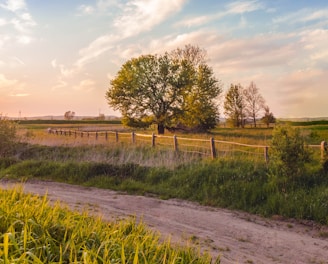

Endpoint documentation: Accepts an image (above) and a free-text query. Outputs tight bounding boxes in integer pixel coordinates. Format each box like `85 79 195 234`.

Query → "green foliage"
224 84 245 127
269 125 312 180
106 45 222 134
0 116 18 157
0 187 216 263
261 106 275 128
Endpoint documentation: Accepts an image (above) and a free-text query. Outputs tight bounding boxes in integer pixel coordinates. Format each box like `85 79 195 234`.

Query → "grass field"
0 186 217 263
1 120 328 225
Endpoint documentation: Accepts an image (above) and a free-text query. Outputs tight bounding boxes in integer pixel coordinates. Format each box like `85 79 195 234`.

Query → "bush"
0 116 18 157
269 125 312 180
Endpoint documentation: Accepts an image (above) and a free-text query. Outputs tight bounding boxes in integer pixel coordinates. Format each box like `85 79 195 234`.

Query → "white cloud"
175 0 264 29
73 79 96 92
0 35 11 48
225 0 264 14
77 5 95 15
52 78 68 91
115 0 186 37
273 8 328 25
16 35 31 44
77 0 121 15
51 59 57 69
0 18 8 26
0 0 26 12
75 34 118 69
0 0 36 41
175 15 212 28
0 73 18 87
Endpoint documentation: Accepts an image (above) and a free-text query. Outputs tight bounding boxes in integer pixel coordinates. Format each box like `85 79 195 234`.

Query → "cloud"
0 0 26 12
225 0 264 14
9 93 29 97
0 73 18 87
51 78 68 91
0 0 36 43
75 34 118 69
77 5 95 15
273 8 328 25
77 0 121 15
73 79 96 92
114 0 186 37
175 0 264 28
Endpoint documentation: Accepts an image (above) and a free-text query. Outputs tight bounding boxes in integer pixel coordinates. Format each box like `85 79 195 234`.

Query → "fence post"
115 131 119 143
210 137 216 159
81 132 83 138
321 141 327 162
96 132 98 140
264 146 269 163
74 131 77 138
173 135 178 152
151 133 156 147
132 131 136 144
105 132 108 141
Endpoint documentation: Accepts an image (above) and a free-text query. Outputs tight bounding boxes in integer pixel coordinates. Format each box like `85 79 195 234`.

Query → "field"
1 120 328 262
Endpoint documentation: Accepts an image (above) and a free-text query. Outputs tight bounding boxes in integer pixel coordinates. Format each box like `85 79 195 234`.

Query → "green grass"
2 148 328 224
1 121 328 228
0 186 218 263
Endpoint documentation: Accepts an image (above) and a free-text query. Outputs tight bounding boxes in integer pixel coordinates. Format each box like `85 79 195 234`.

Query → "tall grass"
2 152 328 224
0 186 218 263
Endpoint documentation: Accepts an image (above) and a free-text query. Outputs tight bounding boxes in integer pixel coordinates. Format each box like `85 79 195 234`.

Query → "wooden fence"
48 129 326 162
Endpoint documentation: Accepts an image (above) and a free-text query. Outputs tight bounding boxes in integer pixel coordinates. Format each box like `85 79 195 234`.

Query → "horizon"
1 0 327 118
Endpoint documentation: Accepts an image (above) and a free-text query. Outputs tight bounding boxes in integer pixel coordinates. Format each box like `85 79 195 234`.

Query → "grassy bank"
1 143 328 225
0 186 217 263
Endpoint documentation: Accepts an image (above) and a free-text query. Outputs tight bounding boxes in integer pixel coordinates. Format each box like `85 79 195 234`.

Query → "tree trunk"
253 114 257 128
157 123 165 134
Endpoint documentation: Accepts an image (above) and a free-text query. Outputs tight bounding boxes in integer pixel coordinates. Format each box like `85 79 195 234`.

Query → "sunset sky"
1 0 327 118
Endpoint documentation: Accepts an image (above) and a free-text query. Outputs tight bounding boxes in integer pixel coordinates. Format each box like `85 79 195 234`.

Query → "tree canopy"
106 45 222 134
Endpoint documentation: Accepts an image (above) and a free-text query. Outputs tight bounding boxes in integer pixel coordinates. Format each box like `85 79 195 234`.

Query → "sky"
0 0 327 118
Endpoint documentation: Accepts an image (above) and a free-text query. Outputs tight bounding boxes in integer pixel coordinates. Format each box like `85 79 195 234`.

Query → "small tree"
0 115 18 157
270 125 312 180
243 81 265 127
224 84 245 127
64 111 75 120
261 106 275 128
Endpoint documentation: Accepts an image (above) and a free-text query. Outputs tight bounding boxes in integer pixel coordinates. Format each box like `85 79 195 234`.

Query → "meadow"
1 120 328 223
1 119 328 262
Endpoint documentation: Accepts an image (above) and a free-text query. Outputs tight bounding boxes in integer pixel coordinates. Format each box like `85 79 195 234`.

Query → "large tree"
243 81 265 127
224 84 245 127
106 45 221 134
169 45 222 131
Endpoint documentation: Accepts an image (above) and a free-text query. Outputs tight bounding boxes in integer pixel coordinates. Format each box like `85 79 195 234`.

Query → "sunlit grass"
0 186 219 263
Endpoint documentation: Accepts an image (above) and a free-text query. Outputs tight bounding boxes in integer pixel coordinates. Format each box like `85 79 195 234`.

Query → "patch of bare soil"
1 180 328 264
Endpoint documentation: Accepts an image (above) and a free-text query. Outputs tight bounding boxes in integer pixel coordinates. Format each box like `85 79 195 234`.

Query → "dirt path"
1 180 328 264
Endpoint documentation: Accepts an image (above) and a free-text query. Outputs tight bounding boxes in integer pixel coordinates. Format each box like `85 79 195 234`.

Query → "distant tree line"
106 44 275 134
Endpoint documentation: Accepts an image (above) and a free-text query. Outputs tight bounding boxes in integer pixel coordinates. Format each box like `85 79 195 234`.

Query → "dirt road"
1 180 327 264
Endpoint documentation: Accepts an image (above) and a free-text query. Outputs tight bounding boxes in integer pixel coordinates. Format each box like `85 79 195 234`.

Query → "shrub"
269 125 312 180
0 116 18 157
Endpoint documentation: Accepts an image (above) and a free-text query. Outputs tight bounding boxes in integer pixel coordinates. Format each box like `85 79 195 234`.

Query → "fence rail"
48 128 325 162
